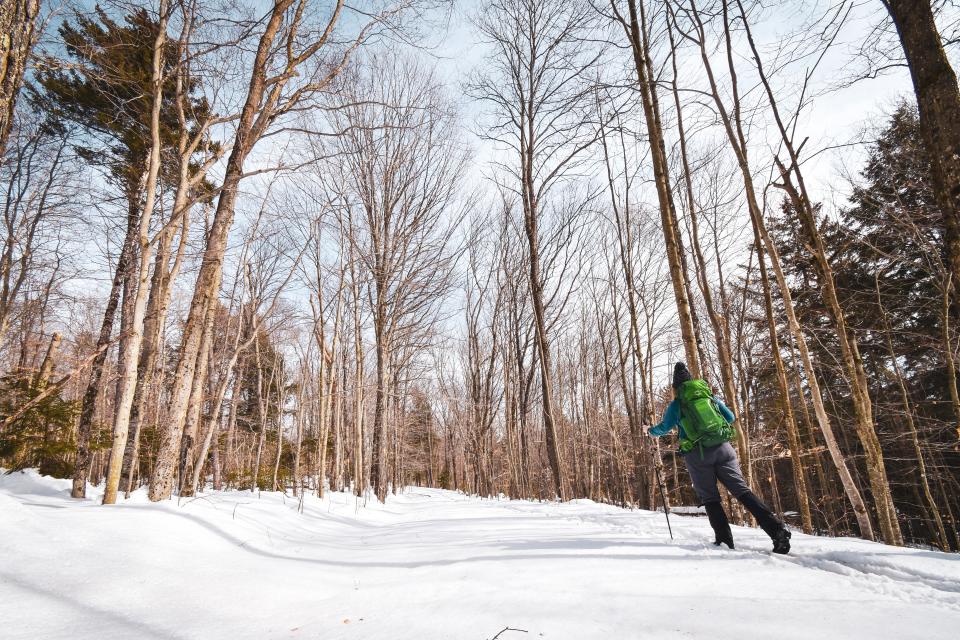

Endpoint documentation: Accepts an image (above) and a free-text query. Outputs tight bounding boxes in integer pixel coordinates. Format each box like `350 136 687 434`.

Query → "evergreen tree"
769 103 960 547
29 6 216 497
0 373 80 476
30 6 213 200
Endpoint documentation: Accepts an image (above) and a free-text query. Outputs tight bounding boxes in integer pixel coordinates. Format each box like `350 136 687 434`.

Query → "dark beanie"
672 362 692 388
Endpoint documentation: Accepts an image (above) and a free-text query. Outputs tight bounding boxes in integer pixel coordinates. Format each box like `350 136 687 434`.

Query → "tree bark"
885 0 960 305
370 300 389 501
271 374 284 491
523 207 567 500
620 0 702 376
350 259 365 497
177 312 213 497
102 1 170 504
943 277 960 444
776 165 902 544
148 2 294 501
221 384 239 489
188 333 241 496
0 0 39 158
71 196 139 499
35 332 61 388
314 282 342 498
292 378 305 496
753 235 814 534
120 212 186 496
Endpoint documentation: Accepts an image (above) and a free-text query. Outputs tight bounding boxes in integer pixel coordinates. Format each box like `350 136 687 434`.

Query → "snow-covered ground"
2 470 958 639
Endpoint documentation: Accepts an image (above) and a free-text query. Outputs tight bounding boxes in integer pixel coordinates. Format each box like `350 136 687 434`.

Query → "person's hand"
641 424 653 436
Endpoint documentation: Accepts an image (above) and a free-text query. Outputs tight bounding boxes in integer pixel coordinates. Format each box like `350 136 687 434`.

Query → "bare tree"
606 0 703 376
471 0 606 500
738 0 900 543
0 120 79 350
184 208 307 496
322 54 465 501
461 214 505 496
149 0 430 501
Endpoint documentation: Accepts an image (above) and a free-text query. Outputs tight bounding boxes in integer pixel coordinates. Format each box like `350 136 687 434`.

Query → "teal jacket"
649 396 735 440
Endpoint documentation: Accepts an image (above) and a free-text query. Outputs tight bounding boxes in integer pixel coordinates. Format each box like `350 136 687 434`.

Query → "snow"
2 470 958 639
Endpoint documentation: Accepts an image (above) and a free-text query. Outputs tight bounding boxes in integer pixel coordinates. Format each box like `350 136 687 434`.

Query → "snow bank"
1 469 958 639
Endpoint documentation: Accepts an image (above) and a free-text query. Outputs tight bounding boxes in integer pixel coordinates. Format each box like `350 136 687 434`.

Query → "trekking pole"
653 455 674 540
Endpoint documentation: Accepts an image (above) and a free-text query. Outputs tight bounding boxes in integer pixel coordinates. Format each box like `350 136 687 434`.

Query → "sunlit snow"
1 470 957 639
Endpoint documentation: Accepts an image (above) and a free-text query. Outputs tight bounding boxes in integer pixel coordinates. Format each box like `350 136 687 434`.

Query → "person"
644 362 792 554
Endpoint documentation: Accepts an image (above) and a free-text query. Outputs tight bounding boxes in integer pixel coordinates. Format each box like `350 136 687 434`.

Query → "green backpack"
676 379 735 454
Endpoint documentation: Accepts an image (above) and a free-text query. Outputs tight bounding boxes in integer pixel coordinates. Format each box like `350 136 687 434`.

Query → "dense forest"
1 0 959 551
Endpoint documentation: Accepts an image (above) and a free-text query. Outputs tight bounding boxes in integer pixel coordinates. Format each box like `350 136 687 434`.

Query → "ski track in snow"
547 510 960 611
1 470 958 640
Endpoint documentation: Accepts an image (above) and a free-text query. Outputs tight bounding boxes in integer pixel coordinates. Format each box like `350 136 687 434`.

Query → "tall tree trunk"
726 0 902 543
221 384 239 489
876 275 947 548
71 197 139 499
292 380 305 496
753 237 814 534
316 287 342 498
188 296 253 495
35 332 60 388
120 215 185 496
332 350 346 493
351 265 365 497
943 276 960 443
370 300 389 501
503 343 519 497
177 306 214 497
0 0 39 157
751 201 875 539
776 166 902 544
596 110 661 505
189 357 239 496
251 340 276 492
317 372 333 498
676 0 815 527
525 241 566 500
663 20 752 482
111 237 140 436
620 0 702 376
885 0 960 302
787 333 838 533
101 0 170 505
148 2 295 501
272 379 284 491
520 130 567 500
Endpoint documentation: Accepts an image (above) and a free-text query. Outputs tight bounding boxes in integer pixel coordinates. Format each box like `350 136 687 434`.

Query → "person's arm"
713 397 735 424
648 400 680 437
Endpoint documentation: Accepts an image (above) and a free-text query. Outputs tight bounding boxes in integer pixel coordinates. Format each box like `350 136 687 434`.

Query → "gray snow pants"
683 442 750 505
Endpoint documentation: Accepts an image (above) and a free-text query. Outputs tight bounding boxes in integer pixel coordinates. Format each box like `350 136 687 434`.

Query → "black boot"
737 492 791 554
704 501 734 549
